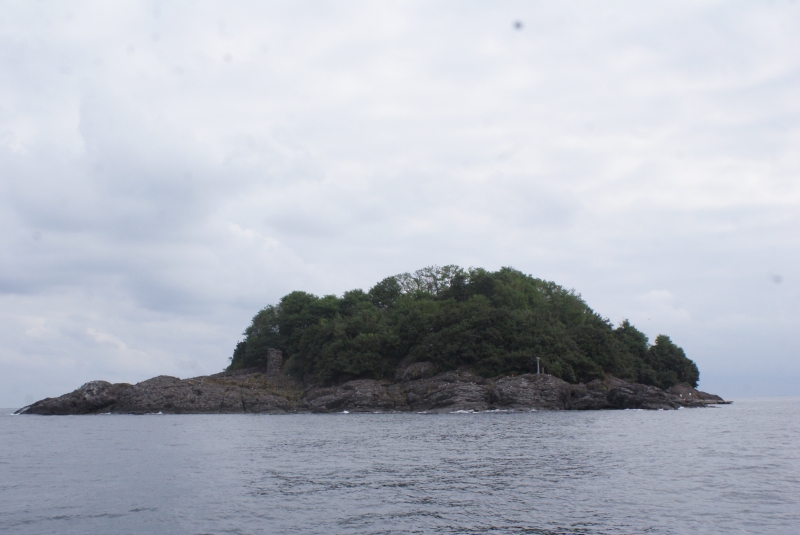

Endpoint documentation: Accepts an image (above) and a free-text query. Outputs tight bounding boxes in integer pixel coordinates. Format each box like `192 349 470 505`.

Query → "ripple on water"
0 401 799 534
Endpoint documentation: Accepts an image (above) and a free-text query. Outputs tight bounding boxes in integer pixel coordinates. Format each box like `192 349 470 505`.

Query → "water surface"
1 400 798 534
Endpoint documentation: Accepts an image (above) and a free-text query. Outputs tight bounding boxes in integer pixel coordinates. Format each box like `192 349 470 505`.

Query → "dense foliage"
228 266 699 389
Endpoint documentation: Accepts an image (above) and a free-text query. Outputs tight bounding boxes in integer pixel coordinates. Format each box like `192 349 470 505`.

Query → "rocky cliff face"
16 363 729 415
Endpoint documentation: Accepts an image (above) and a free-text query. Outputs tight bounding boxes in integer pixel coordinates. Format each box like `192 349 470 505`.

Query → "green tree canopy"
228 266 699 389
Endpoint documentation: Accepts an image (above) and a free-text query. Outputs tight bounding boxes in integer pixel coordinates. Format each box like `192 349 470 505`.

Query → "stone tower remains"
266 348 283 376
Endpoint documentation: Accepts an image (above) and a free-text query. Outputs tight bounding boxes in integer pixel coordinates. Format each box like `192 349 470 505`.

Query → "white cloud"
86 328 135 352
1 0 799 404
634 290 691 324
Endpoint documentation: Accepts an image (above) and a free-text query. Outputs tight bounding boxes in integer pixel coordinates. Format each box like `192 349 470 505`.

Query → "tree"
646 335 699 388
227 266 700 390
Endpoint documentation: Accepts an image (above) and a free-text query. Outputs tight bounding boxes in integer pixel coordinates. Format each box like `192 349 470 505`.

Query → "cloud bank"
2 0 799 405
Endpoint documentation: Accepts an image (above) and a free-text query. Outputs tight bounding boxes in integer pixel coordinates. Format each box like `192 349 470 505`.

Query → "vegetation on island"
227 266 699 389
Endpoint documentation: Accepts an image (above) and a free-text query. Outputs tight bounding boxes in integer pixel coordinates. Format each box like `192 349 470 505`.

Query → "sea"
1 399 798 535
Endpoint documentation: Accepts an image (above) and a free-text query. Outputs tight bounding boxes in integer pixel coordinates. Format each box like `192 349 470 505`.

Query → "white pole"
536 357 540 375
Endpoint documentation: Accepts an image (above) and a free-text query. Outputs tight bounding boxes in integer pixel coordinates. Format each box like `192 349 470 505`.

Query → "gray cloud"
2 1 799 405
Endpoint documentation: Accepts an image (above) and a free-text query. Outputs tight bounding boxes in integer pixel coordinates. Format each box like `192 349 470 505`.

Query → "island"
17 266 729 414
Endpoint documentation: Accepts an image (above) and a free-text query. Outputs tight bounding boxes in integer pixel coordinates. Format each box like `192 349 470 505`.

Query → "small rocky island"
18 266 730 415
17 352 727 415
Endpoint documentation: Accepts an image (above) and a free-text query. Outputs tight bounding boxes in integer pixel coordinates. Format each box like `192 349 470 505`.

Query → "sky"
1 0 799 407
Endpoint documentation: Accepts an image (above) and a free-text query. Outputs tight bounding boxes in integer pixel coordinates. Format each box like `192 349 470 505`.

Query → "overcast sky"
1 0 798 406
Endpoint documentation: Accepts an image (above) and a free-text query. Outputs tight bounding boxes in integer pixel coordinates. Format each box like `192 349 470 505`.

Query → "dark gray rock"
395 361 437 382
17 381 133 415
303 385 351 412
18 375 295 415
668 383 730 406
404 371 490 412
607 383 680 410
111 376 244 414
585 376 628 392
305 380 406 412
18 370 729 415
490 374 572 409
566 384 612 410
241 389 292 413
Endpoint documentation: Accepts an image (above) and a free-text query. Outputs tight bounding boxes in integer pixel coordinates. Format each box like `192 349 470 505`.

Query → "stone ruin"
266 348 284 376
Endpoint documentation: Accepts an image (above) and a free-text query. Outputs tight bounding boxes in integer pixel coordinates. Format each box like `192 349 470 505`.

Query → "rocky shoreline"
16 361 729 415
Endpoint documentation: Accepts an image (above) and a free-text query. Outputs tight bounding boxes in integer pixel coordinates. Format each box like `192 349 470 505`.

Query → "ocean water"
1 400 798 535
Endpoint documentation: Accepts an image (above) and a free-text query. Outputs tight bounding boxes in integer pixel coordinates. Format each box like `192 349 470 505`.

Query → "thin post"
536 357 540 375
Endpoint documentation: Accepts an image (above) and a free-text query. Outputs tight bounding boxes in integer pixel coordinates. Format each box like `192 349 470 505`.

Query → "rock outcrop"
491 374 572 409
16 367 730 415
606 383 681 410
18 380 135 415
667 383 727 406
304 380 405 412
